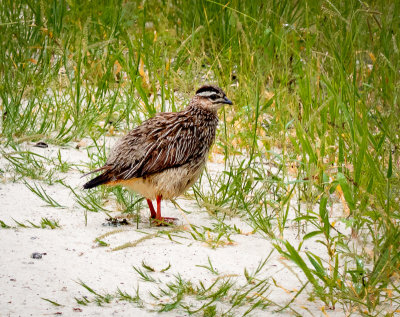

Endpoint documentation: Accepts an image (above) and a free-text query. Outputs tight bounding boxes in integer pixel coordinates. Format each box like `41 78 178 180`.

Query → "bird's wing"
106 112 213 181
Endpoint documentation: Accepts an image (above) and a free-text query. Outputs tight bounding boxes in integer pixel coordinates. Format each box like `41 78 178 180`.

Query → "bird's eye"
210 94 218 100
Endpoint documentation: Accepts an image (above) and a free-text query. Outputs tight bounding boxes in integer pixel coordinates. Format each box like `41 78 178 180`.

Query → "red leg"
150 195 178 226
146 199 156 218
156 195 162 220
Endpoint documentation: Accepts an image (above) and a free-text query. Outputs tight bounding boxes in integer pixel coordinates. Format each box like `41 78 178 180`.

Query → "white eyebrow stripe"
196 91 218 97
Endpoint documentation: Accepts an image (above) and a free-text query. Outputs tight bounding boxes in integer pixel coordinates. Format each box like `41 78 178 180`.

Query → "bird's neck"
186 103 220 121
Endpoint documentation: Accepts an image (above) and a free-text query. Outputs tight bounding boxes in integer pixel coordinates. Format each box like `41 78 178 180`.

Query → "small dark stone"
34 141 48 148
31 252 46 259
120 218 129 225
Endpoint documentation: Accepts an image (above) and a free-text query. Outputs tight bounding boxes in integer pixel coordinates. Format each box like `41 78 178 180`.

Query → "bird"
83 85 233 225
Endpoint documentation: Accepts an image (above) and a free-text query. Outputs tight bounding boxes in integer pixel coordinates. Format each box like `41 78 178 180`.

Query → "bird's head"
192 85 233 113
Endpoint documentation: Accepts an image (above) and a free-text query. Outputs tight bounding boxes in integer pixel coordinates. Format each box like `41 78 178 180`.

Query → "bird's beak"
223 97 233 105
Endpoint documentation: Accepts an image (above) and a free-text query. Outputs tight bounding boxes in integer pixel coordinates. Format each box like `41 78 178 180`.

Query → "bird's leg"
156 195 162 220
146 199 156 218
151 195 178 226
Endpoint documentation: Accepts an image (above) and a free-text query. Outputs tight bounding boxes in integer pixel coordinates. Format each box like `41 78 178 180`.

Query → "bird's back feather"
83 104 219 189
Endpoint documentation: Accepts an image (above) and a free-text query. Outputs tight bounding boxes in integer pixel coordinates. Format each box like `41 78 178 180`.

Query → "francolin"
83 85 233 225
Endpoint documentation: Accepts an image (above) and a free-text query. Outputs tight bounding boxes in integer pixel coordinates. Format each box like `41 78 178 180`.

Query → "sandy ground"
0 142 346 316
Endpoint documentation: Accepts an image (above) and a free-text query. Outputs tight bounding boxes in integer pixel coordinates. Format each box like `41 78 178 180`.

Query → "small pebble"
34 141 48 148
31 252 46 259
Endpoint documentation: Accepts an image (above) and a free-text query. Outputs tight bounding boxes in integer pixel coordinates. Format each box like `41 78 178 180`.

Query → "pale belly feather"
113 163 204 200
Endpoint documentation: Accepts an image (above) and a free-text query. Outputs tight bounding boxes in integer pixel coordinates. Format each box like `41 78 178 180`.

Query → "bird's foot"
151 217 179 227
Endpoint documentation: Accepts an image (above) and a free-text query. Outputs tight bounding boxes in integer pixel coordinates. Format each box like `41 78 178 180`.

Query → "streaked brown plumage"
83 85 232 224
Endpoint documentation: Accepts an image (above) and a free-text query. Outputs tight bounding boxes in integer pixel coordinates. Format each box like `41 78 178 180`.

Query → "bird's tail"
82 165 112 189
83 173 111 189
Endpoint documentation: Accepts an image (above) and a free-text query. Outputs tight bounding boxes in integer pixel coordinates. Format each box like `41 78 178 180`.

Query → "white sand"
0 142 345 316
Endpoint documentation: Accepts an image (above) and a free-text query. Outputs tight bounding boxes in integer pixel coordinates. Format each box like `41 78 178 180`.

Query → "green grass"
76 261 273 315
0 217 60 229
1 0 400 315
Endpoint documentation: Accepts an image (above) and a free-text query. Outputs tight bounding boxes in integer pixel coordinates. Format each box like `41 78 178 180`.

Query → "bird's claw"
151 217 179 227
